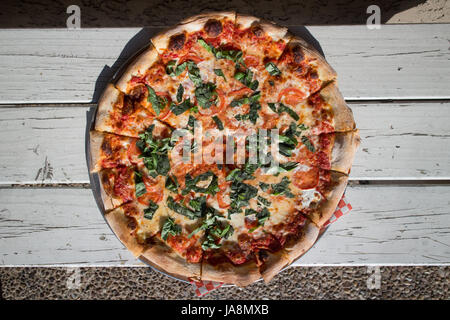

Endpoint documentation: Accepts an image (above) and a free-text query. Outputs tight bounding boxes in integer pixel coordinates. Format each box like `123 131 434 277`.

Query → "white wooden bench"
0 25 449 267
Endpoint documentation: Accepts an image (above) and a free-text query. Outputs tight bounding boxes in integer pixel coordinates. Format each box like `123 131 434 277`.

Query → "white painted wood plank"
352 101 450 180
0 184 448 266
0 106 89 185
0 25 449 103
294 184 450 266
1 102 449 185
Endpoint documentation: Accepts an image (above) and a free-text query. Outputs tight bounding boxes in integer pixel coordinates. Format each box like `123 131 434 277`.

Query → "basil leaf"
267 102 278 113
212 116 224 130
226 163 257 182
234 68 258 90
249 80 259 91
230 91 261 109
198 38 214 54
235 101 261 124
217 224 234 239
176 84 184 103
245 208 259 216
228 181 258 215
167 196 202 220
165 60 176 76
215 49 245 65
271 177 294 198
257 195 271 207
278 103 299 121
175 62 188 76
256 207 271 225
202 234 221 250
195 82 218 109
145 85 165 116
259 182 270 192
182 171 219 196
165 175 179 193
301 135 316 152
187 61 203 86
134 171 147 197
279 162 299 172
265 62 281 76
197 38 246 67
170 98 194 115
214 68 226 81
161 217 181 240
137 125 173 177
144 200 159 220
189 212 233 249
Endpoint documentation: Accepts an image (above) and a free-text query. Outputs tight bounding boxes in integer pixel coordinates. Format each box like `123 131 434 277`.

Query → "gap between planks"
3 180 450 189
2 99 450 108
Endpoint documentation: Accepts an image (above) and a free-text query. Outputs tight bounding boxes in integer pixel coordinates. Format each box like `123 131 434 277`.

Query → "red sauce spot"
293 166 320 190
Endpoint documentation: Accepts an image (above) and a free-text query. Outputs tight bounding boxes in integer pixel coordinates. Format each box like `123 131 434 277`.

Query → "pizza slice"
246 167 349 227
148 12 238 128
98 166 166 211
260 35 337 108
232 15 292 92
89 121 171 172
199 162 324 284
104 199 168 257
89 131 142 172
271 128 360 175
258 81 355 137
95 83 176 137
141 202 206 280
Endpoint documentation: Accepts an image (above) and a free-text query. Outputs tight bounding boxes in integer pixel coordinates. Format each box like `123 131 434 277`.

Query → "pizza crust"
105 206 146 257
89 130 105 173
288 36 337 83
235 14 260 29
152 11 236 54
115 46 159 93
282 220 320 263
98 170 124 211
310 171 349 227
321 82 356 132
201 260 262 287
140 239 201 281
94 83 123 134
179 11 236 26
258 20 291 43
236 14 290 42
331 130 360 174
258 250 290 283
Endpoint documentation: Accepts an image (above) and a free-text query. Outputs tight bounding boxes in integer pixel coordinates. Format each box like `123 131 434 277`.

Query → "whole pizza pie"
88 12 359 286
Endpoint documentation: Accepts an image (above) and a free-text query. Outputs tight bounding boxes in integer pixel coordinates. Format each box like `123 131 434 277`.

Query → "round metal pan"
85 40 331 286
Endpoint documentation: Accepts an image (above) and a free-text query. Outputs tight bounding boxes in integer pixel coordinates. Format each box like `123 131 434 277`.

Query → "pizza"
88 12 359 286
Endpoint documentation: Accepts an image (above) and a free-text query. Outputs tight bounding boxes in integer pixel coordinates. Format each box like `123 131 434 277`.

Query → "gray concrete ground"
0 0 449 27
1 266 448 299
1 0 449 300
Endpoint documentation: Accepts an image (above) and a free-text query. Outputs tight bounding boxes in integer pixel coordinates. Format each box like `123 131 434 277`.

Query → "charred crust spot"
251 25 264 37
121 96 135 115
258 250 269 261
292 45 305 64
204 19 222 37
101 139 113 156
309 71 319 79
294 65 307 77
127 219 137 230
128 84 145 101
168 33 186 51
